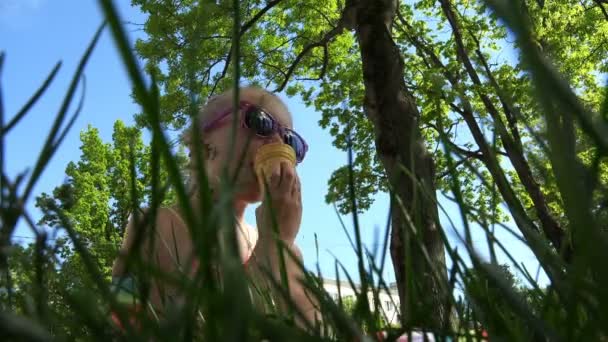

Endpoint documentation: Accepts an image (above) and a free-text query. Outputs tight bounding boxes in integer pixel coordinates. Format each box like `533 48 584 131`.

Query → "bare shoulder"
290 242 303 260
245 222 259 245
112 206 188 275
155 206 189 240
122 207 183 245
154 206 193 269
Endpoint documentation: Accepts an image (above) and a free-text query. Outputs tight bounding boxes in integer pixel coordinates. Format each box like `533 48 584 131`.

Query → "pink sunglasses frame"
201 101 308 163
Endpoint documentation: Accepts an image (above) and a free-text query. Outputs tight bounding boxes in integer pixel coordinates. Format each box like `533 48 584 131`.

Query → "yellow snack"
254 142 296 191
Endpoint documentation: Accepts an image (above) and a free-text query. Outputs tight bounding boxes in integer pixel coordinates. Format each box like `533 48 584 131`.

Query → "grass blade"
2 62 62 135
22 23 105 204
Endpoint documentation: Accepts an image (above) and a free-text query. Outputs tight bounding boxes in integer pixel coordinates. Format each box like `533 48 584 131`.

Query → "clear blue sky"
1 0 547 288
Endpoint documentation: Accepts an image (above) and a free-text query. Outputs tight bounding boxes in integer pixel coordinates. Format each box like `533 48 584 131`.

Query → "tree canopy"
34 120 186 283
2 0 608 339
131 0 607 230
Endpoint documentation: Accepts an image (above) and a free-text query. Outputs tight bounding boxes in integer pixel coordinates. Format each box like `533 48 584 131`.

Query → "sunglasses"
201 101 308 163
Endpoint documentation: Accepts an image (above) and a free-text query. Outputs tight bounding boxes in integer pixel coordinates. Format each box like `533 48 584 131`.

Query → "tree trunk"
352 0 448 329
438 0 569 258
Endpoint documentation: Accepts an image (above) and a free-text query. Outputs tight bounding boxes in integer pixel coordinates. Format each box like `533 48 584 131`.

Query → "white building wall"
321 279 400 325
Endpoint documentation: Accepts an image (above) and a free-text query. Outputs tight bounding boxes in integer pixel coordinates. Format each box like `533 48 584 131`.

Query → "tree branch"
395 10 458 85
468 30 525 153
593 0 608 21
251 53 288 84
437 156 475 179
397 8 552 265
210 0 285 95
438 0 568 257
286 43 329 84
274 21 346 92
271 0 371 92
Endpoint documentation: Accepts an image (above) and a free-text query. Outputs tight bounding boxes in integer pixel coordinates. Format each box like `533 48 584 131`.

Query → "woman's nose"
261 134 283 145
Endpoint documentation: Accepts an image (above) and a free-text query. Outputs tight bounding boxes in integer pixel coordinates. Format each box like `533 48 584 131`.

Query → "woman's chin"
237 191 263 204
234 180 263 203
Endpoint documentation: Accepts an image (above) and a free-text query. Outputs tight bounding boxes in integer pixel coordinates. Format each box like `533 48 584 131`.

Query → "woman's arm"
111 208 188 323
247 239 320 328
251 161 322 330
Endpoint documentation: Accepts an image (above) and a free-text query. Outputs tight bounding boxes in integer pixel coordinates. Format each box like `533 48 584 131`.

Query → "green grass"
1 0 608 341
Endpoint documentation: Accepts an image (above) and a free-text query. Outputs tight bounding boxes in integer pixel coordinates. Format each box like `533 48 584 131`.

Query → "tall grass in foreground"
0 0 607 340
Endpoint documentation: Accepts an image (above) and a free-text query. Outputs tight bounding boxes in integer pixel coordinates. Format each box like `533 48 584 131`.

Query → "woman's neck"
232 199 247 224
189 188 248 225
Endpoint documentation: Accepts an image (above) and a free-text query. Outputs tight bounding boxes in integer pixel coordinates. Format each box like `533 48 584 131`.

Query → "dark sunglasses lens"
283 131 305 161
244 107 274 135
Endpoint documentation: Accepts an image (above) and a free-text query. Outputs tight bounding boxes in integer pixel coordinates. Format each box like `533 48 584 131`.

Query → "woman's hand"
250 162 319 329
255 161 302 245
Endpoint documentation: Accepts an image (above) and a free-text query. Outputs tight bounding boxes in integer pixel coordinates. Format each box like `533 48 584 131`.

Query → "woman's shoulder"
129 205 181 223
245 221 258 240
156 205 189 234
160 204 185 223
113 205 187 275
126 205 187 239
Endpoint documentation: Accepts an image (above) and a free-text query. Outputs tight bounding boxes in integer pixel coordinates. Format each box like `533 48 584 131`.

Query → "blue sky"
1 0 548 288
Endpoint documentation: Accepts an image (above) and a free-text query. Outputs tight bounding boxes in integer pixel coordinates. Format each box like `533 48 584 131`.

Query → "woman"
111 86 318 330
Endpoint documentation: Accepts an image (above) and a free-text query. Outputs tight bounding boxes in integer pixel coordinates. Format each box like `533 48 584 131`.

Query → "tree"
0 234 96 339
132 0 447 328
35 120 186 285
21 119 186 337
129 0 607 329
340 295 389 332
463 263 540 340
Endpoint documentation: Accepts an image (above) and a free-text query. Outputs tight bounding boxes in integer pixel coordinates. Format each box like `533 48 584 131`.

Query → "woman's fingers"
263 162 297 201
268 162 282 188
279 162 295 194
291 174 301 197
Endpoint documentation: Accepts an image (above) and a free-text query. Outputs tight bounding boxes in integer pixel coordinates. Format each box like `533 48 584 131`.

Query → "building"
321 278 400 325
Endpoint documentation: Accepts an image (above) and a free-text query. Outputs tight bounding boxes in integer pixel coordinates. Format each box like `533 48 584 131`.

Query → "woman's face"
198 91 293 203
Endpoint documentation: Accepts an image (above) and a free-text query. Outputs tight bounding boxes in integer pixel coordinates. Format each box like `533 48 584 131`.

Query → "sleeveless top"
111 206 254 311
162 206 255 271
